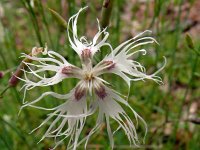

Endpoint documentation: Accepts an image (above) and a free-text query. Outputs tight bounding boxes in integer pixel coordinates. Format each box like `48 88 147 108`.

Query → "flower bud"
186 34 195 50
9 57 32 87
0 71 4 78
9 46 47 86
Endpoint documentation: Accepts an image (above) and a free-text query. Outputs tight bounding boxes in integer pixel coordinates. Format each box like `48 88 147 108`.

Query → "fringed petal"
21 84 95 150
93 31 166 87
19 50 82 94
67 7 110 62
75 84 147 149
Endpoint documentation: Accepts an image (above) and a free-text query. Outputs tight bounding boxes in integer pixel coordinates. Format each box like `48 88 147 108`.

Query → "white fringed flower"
19 7 166 150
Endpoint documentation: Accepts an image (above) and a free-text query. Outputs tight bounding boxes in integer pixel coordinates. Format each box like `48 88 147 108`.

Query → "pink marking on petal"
104 60 115 70
81 49 91 60
95 85 107 100
74 86 86 101
61 66 73 75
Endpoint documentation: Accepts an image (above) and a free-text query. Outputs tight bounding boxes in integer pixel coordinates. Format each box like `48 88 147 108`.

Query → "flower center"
84 73 94 81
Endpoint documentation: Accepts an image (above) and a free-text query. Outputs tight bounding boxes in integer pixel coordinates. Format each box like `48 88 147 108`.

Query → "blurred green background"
0 0 199 149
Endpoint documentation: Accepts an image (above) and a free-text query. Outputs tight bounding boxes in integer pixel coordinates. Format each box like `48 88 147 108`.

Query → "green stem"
101 0 114 29
0 46 8 69
0 135 12 150
21 0 43 46
100 0 114 60
0 118 31 148
0 85 11 98
164 0 183 147
168 0 183 91
38 1 54 49
172 51 199 143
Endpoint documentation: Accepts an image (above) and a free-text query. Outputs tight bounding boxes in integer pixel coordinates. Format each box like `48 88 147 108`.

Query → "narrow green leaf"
48 8 67 29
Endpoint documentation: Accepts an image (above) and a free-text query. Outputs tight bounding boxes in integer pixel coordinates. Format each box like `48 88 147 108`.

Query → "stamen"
84 73 94 81
95 85 107 99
